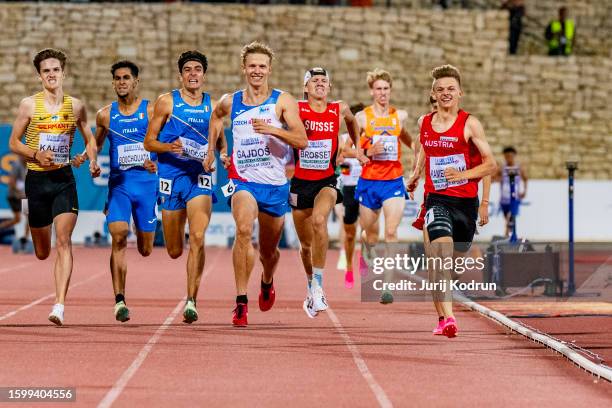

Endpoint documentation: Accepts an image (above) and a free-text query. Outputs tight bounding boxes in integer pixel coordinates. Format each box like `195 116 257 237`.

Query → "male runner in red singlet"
291 67 362 318
407 65 496 338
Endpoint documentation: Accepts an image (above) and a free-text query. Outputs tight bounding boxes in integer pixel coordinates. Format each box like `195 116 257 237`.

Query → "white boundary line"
0 271 105 322
97 250 222 408
326 307 393 408
0 262 35 276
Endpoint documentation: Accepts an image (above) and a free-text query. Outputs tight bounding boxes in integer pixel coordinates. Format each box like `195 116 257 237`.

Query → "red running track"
0 246 610 407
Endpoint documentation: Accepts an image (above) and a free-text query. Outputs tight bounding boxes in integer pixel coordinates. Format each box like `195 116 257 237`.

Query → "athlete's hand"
369 141 385 157
220 152 231 169
444 167 465 183
36 150 54 167
356 150 370 165
406 173 419 200
335 151 345 167
143 159 157 174
71 154 87 168
90 160 101 178
478 202 489 226
519 191 526 200
169 139 183 155
252 118 274 135
203 152 216 173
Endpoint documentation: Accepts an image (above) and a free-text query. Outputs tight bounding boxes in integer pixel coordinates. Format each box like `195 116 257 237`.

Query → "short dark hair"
503 146 517 154
178 51 208 73
111 60 139 78
33 48 67 73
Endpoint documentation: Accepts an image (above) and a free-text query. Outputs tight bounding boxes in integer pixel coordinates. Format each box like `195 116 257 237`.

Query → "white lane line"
0 271 105 322
0 262 35 276
97 249 222 408
326 307 393 408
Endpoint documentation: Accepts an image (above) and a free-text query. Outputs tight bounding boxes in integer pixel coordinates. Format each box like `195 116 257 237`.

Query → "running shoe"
380 291 394 304
443 317 458 338
114 301 130 323
433 318 445 335
336 249 347 270
311 285 328 312
344 270 354 289
302 295 318 319
232 303 248 327
48 304 64 326
182 299 198 324
258 280 276 312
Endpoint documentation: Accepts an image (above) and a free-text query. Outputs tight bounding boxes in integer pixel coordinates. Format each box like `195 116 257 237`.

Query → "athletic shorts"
289 175 342 210
500 201 520 217
7 196 21 212
342 185 359 224
107 172 159 232
233 180 289 218
158 172 216 211
355 177 406 210
425 193 479 253
25 166 78 228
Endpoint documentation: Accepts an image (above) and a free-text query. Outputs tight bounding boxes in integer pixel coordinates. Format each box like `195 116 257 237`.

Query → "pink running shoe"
344 270 354 289
443 317 458 338
359 254 368 277
433 318 445 335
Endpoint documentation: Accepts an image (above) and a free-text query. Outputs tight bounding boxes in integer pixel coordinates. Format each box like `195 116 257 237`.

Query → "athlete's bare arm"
204 93 232 173
94 105 111 149
406 144 425 199
397 109 412 148
479 175 491 226
144 93 182 155
252 92 307 149
339 101 368 164
413 115 426 172
8 97 38 162
445 116 496 182
73 98 100 177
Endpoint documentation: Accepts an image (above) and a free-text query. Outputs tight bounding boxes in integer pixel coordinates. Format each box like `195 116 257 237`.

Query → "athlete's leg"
344 222 357 271
257 211 284 285
185 195 212 300
428 235 455 319
311 188 337 268
108 221 129 297
52 212 77 305
232 191 258 295
136 230 155 257
161 209 186 259
359 205 380 247
292 208 314 279
424 227 444 319
381 197 405 243
30 225 52 260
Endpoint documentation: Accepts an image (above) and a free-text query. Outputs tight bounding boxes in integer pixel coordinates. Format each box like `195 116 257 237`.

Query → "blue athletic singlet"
108 99 155 178
158 89 212 178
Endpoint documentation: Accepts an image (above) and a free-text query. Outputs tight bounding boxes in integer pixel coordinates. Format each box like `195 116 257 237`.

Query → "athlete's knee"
235 222 253 240
189 230 205 249
167 245 183 259
311 213 327 234
34 247 50 260
55 234 72 251
260 246 280 263
138 244 153 257
111 231 129 248
300 244 312 259
384 227 398 242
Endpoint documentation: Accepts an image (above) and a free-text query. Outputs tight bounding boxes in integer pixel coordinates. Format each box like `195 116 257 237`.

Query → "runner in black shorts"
407 65 496 338
8 49 100 326
291 67 364 317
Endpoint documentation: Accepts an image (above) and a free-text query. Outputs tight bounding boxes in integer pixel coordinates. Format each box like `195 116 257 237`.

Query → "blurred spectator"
502 0 525 55
545 6 575 56
0 157 29 240
435 0 469 9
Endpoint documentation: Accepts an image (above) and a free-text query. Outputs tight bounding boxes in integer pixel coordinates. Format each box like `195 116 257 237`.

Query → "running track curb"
458 295 612 382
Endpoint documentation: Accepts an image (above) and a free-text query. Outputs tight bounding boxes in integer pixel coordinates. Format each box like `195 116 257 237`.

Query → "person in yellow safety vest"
545 7 575 56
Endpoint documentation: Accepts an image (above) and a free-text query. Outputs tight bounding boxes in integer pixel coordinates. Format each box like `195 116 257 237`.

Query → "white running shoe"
336 249 347 271
302 295 318 319
48 304 64 326
311 285 329 312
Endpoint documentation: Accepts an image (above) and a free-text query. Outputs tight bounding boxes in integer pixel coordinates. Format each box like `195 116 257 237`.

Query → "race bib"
179 137 207 162
235 136 272 171
221 179 236 197
198 174 212 190
117 142 150 170
372 135 398 161
39 133 70 164
429 154 468 191
299 139 332 170
159 178 172 195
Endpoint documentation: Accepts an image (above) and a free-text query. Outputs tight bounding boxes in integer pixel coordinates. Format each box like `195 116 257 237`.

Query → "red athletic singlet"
294 101 340 180
420 110 479 198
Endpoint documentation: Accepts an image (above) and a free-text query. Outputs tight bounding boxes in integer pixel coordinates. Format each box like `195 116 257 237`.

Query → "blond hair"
431 64 462 88
240 41 275 66
366 68 392 88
